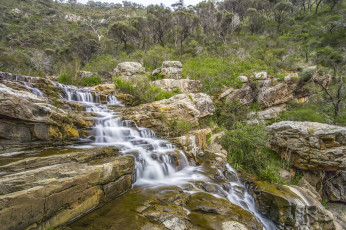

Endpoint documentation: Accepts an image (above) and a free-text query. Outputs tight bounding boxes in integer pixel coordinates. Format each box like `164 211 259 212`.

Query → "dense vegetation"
0 0 345 182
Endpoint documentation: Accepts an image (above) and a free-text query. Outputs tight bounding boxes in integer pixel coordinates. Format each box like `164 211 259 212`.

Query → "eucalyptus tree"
173 9 199 58
147 5 172 47
108 21 137 51
273 1 293 32
216 10 240 45
246 8 266 35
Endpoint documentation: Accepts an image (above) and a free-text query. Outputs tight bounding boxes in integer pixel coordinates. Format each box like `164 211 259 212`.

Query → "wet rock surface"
0 147 135 230
67 186 262 230
244 177 336 230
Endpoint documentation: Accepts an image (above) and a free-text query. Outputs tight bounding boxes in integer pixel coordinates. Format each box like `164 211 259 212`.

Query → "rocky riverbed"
0 68 344 230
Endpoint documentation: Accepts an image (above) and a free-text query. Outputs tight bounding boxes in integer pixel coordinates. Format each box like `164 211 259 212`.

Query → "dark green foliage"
80 76 102 86
214 100 250 129
57 73 73 85
220 123 282 183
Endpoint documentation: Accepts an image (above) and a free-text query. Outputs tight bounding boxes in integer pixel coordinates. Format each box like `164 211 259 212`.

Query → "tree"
325 0 342 11
130 17 149 49
246 8 266 35
273 1 293 32
216 10 240 45
173 10 199 58
108 21 137 51
70 31 99 63
314 75 345 124
147 5 172 47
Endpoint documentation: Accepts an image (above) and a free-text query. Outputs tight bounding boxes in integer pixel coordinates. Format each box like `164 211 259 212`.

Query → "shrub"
84 55 118 73
114 77 177 105
300 69 314 82
171 119 194 136
220 123 283 183
80 76 102 86
214 100 250 129
57 73 73 84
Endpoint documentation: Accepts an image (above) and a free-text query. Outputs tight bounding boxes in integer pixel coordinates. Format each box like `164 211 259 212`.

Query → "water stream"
57 83 276 229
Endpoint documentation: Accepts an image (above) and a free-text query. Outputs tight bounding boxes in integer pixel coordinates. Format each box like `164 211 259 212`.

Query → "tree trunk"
315 0 323 14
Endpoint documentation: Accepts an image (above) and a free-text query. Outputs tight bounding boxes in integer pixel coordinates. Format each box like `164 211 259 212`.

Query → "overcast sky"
78 0 204 7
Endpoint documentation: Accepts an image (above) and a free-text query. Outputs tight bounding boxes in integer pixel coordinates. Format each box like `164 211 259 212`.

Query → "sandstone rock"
152 61 183 79
268 121 346 171
65 14 82 22
225 86 255 105
257 83 294 108
248 104 287 124
239 75 248 83
0 83 93 152
78 71 94 78
174 129 212 160
93 83 116 95
0 147 135 230
69 186 262 230
150 79 201 93
324 171 346 202
114 62 145 77
121 93 214 137
245 179 336 230
254 71 268 80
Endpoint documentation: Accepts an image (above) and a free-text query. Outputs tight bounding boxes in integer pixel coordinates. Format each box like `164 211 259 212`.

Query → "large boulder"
257 83 295 108
0 147 135 230
245 178 336 230
267 121 345 171
150 79 201 93
152 61 183 79
121 93 214 137
114 62 145 77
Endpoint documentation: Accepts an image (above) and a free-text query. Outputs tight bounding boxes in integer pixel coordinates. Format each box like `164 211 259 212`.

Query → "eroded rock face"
121 93 214 137
267 121 345 171
0 83 94 152
114 62 145 77
245 178 336 230
0 147 135 230
152 61 183 79
257 83 295 108
150 79 201 93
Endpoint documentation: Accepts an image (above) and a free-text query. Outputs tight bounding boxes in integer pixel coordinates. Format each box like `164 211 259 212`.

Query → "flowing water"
57 83 276 229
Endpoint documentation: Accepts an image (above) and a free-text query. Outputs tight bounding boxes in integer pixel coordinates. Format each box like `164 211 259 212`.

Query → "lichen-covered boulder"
152 61 183 79
267 121 346 171
114 62 145 77
150 79 201 93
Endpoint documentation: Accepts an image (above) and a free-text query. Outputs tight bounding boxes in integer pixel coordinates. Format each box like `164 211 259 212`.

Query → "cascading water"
57 83 276 230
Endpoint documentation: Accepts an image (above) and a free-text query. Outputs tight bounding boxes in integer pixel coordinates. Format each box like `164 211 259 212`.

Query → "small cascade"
57 82 275 230
23 82 44 97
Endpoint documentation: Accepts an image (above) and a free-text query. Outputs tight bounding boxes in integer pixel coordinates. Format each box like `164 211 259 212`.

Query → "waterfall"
57 83 275 230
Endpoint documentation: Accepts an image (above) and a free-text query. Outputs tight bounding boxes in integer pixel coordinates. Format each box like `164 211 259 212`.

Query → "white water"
57 83 275 229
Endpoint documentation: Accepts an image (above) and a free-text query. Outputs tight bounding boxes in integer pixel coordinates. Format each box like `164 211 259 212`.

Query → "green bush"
84 55 118 73
171 119 194 136
214 100 250 129
80 76 102 86
220 123 283 183
57 73 73 85
114 77 177 105
182 55 269 95
300 69 314 82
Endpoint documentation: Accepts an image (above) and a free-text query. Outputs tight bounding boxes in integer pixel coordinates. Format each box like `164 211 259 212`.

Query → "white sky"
78 0 204 7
